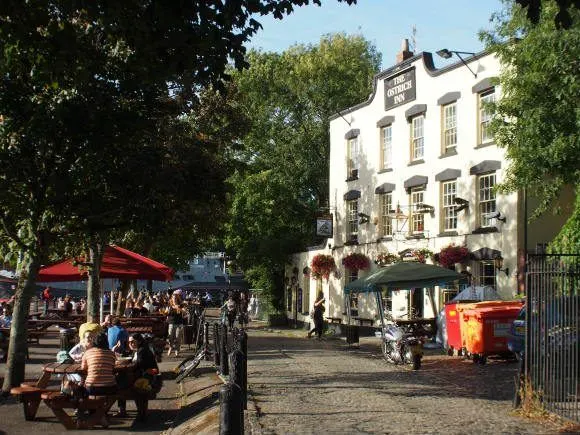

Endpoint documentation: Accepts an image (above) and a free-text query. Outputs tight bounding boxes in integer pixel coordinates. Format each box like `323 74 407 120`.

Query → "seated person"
69 331 95 362
107 317 128 356
116 333 160 417
123 300 136 318
134 300 149 316
79 321 102 340
0 306 12 328
81 333 117 396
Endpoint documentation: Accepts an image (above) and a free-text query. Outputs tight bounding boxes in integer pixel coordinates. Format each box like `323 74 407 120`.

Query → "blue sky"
247 0 505 69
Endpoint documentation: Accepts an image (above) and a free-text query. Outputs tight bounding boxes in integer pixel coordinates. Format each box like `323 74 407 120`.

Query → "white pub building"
286 40 571 327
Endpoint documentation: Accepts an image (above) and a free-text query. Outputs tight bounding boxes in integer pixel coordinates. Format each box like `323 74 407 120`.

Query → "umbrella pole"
99 279 104 324
110 280 114 316
376 289 386 338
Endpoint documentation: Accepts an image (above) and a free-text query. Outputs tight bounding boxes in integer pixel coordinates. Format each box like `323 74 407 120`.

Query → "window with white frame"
410 187 425 234
410 115 424 161
441 180 457 231
346 199 359 241
478 172 496 227
475 261 496 288
478 89 495 144
380 125 392 170
442 102 457 151
347 137 359 178
379 192 393 237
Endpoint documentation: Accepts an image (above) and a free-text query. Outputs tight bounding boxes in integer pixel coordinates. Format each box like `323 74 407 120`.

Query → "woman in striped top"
81 333 117 396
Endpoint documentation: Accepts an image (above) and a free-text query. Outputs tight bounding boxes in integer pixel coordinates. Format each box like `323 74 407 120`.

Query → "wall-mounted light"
483 210 506 223
494 257 509 276
358 212 370 224
436 49 478 78
416 203 435 213
453 197 469 213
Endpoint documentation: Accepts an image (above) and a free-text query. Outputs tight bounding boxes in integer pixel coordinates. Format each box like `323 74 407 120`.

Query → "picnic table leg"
46 404 77 430
22 398 41 421
136 396 149 421
35 372 51 389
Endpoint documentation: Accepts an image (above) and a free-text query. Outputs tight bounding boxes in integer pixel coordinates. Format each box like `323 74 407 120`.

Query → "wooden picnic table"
36 360 137 429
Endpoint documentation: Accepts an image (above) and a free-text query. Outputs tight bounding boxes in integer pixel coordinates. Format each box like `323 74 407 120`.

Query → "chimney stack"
396 39 414 64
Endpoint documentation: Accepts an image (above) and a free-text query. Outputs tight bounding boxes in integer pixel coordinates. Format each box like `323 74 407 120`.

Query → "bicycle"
174 311 212 383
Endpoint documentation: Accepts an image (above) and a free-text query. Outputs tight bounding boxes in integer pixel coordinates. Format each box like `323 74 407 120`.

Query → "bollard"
213 323 220 366
220 323 229 376
238 330 248 410
229 349 245 421
219 382 243 435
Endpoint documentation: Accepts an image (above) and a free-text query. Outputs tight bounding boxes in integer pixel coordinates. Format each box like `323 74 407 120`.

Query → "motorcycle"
381 322 424 370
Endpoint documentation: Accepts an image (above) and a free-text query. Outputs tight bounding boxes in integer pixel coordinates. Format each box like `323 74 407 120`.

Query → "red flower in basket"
437 244 470 268
342 253 371 271
310 254 336 280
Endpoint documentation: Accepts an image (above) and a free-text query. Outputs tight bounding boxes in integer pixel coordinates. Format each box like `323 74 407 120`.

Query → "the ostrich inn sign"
384 68 416 110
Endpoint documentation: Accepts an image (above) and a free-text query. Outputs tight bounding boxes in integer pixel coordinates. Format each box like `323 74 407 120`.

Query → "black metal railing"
526 254 579 422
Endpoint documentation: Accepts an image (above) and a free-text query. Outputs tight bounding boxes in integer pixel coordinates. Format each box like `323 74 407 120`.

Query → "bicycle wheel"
175 350 205 383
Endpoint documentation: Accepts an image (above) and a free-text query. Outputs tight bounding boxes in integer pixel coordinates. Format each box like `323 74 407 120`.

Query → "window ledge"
377 168 393 174
407 159 425 167
472 226 499 234
438 148 458 159
474 141 496 149
344 239 359 246
437 231 458 237
345 176 359 182
406 233 425 240
376 237 393 242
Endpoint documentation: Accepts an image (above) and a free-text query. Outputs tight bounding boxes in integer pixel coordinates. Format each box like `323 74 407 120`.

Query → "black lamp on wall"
436 49 478 78
494 257 509 276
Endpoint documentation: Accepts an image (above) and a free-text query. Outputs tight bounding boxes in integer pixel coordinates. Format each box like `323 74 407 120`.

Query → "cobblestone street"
245 328 560 435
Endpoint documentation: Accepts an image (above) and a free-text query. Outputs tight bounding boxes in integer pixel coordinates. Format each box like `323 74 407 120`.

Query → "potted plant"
342 252 371 271
412 248 434 264
376 251 400 267
310 254 336 280
437 244 470 268
302 266 311 276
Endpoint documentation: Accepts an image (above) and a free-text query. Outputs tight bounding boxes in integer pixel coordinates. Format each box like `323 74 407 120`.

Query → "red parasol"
37 245 173 282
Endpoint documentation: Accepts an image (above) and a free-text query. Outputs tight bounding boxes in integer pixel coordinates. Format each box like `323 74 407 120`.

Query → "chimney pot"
396 38 414 64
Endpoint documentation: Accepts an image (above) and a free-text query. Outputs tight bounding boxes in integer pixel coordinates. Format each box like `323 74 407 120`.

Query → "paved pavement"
245 327 562 435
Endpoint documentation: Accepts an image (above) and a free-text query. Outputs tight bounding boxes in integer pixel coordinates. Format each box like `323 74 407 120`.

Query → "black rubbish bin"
346 324 359 345
59 328 77 352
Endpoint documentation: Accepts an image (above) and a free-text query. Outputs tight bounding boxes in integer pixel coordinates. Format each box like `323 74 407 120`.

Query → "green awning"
344 261 467 294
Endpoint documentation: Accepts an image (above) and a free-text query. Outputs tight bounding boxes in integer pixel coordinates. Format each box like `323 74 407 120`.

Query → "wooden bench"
325 317 343 324
10 384 57 420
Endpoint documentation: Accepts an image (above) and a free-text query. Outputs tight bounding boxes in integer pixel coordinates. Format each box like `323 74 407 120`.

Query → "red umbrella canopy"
37 245 174 282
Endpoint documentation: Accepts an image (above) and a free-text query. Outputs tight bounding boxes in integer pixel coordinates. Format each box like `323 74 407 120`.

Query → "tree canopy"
225 34 381 309
483 0 580 252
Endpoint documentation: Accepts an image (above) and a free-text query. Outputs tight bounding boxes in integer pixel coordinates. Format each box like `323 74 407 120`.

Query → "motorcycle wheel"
382 341 392 362
412 354 422 370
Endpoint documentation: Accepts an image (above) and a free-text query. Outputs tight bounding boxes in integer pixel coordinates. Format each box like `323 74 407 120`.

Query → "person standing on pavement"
307 291 325 339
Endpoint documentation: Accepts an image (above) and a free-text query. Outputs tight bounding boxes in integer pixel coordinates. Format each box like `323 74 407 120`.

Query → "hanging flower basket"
376 251 400 267
310 254 336 280
411 248 434 264
342 252 371 271
437 244 470 268
303 266 311 276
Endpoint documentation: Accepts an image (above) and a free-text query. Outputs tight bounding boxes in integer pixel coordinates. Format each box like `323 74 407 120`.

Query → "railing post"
219 382 243 435
203 321 211 360
229 349 245 434
213 322 220 366
220 323 229 375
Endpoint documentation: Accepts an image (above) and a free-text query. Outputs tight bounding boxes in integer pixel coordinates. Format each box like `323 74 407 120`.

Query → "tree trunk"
2 256 42 393
86 242 105 323
115 280 130 317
